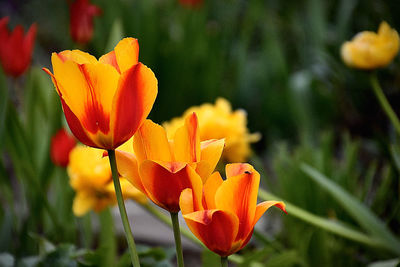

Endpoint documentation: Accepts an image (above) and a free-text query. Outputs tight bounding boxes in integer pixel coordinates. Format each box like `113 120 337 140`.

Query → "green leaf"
259 189 384 249
300 163 400 255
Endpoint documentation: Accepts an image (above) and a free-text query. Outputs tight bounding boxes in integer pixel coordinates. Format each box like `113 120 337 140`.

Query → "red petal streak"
111 63 157 148
140 161 197 212
183 210 239 257
187 112 200 162
99 51 120 73
78 64 110 135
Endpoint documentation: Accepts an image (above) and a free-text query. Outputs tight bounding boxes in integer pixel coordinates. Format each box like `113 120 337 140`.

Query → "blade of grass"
259 189 386 249
300 163 400 255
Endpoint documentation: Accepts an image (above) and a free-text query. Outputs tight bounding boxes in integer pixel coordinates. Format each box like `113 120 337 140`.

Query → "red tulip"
70 0 101 45
50 128 77 167
0 17 37 78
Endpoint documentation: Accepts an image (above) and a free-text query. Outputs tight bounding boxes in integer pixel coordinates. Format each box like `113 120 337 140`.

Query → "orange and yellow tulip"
341 21 400 69
116 112 225 212
179 163 286 257
43 38 157 150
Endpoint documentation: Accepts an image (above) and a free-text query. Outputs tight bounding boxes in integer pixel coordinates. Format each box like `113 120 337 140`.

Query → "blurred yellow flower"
163 98 260 162
341 21 400 69
68 140 147 216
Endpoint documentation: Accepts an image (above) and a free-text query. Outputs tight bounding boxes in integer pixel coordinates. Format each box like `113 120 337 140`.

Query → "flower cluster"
45 37 284 262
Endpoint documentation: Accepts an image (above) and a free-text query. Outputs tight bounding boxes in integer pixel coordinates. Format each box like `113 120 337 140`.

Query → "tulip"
116 112 224 213
43 37 158 150
0 17 37 78
44 37 157 266
69 0 101 44
179 163 286 259
50 128 77 167
116 112 224 267
341 21 400 69
164 98 260 163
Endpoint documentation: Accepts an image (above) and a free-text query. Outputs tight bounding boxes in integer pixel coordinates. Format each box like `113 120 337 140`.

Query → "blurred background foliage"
1 0 400 266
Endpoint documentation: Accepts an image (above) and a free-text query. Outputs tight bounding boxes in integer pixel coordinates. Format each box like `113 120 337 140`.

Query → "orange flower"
0 17 37 77
116 113 225 212
43 38 158 150
69 0 101 44
179 163 286 257
50 128 77 167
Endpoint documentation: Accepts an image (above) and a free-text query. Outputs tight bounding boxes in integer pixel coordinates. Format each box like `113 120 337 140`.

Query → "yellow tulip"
68 142 147 217
341 21 400 69
163 98 260 163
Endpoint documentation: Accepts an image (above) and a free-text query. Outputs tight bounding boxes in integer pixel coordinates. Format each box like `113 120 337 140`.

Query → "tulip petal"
196 139 225 181
23 23 37 59
78 63 119 134
202 171 223 210
51 53 119 139
114 37 139 73
43 68 97 147
57 50 97 64
132 120 172 164
254 201 287 226
183 209 239 257
111 62 158 148
225 162 254 178
73 192 96 217
115 150 146 193
99 50 121 73
179 188 195 214
215 164 260 240
173 113 201 163
238 201 286 252
140 161 202 212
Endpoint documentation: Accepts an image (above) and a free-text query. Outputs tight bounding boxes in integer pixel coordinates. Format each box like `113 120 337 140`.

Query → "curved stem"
108 150 140 267
221 256 228 267
370 72 400 135
170 212 184 267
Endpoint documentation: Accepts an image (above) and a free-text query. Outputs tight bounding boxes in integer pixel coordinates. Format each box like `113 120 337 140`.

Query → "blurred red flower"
179 0 203 8
0 17 37 78
70 0 101 44
50 129 77 167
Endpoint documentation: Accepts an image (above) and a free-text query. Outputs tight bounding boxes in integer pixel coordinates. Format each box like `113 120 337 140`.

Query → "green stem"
370 72 400 135
108 150 140 267
221 256 228 267
141 203 202 246
170 212 184 267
